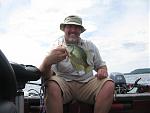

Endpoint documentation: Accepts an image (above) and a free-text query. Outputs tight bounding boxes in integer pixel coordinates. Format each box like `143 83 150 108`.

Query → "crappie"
66 44 93 74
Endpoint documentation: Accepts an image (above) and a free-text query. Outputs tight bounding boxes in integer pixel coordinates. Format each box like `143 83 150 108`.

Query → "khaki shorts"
47 76 113 104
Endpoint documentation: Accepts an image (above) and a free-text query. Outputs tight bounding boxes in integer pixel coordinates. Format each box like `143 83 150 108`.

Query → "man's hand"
47 47 68 65
95 66 108 79
39 47 68 73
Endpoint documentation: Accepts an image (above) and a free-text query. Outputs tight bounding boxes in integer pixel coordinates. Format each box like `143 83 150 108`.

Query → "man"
39 15 114 113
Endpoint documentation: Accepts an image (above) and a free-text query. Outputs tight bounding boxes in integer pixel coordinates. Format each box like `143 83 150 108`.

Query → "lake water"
124 73 150 85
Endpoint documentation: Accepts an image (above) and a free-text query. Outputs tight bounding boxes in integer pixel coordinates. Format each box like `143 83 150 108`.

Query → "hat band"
65 18 82 25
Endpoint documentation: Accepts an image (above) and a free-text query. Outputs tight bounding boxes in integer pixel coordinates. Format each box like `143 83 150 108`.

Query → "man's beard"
65 34 80 44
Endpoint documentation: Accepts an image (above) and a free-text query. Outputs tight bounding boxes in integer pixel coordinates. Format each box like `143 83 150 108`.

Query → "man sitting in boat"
39 15 115 113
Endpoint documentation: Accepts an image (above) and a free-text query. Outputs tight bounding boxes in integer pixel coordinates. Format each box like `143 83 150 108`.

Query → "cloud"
82 0 149 73
0 32 47 66
0 0 95 66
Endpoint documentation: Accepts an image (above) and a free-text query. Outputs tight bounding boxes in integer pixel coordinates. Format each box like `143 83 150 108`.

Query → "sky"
0 0 149 74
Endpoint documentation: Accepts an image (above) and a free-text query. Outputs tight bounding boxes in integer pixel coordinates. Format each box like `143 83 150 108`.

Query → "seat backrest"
0 50 17 101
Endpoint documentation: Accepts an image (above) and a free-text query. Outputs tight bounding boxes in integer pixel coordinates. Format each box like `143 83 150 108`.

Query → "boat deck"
24 93 150 113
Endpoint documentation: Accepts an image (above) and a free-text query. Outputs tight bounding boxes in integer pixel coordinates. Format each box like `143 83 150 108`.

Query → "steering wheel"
0 50 17 101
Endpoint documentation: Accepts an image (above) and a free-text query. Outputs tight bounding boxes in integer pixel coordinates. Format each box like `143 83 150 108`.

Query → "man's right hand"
47 47 68 65
39 46 68 74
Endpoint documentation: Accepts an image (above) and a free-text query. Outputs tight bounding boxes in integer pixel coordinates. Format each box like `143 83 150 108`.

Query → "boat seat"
63 100 94 113
0 101 17 113
0 50 17 113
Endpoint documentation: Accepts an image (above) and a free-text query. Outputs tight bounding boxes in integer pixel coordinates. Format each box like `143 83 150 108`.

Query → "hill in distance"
124 68 150 75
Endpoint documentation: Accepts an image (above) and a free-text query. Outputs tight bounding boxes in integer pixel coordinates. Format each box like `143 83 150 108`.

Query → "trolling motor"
0 50 42 113
11 63 41 113
11 63 41 90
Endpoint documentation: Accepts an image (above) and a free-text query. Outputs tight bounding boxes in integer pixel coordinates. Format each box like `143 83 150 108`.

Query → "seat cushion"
0 102 17 113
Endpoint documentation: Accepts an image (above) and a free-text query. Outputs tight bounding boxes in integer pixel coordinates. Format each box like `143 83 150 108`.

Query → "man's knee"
97 80 115 97
104 80 115 92
105 81 115 96
95 80 114 105
46 81 62 96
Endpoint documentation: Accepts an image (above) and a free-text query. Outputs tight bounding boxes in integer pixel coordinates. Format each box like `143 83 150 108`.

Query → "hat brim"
60 22 86 33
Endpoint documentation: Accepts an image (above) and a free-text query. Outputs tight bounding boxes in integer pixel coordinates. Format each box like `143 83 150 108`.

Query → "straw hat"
60 15 86 33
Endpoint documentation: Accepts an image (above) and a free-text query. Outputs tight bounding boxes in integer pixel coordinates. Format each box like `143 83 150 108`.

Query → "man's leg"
45 81 63 113
94 81 115 113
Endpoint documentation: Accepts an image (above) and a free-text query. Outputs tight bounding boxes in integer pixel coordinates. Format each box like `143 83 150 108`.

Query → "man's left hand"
95 67 108 79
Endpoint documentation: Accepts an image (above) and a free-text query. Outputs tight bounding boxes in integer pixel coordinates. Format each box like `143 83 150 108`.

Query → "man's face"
64 24 82 44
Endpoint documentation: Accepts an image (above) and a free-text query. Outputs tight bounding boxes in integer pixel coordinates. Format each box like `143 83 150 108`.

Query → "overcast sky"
0 0 149 73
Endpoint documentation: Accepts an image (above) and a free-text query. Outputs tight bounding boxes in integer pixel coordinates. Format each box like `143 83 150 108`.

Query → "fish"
66 44 93 74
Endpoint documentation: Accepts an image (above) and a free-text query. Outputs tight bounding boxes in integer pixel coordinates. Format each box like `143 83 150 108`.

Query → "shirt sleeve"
92 42 106 72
